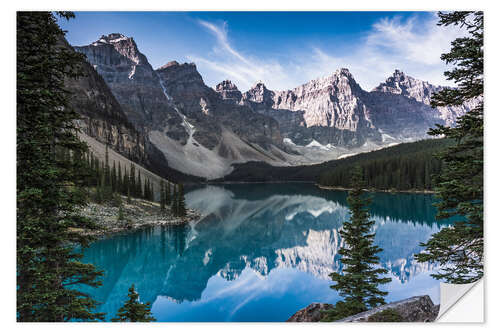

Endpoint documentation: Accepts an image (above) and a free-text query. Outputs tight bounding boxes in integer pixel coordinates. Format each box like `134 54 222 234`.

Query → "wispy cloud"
189 19 290 90
190 14 463 92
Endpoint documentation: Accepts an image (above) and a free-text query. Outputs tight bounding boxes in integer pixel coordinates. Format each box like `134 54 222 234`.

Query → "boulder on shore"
287 295 440 322
286 303 334 322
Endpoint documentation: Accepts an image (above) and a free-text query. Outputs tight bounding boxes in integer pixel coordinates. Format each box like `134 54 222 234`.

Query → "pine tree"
111 161 117 193
117 161 122 194
129 163 136 196
172 184 178 216
149 180 153 201
122 167 128 196
177 183 187 217
104 145 110 187
415 12 483 284
137 170 143 199
127 187 131 204
322 167 391 321
17 11 104 321
166 182 171 205
143 177 148 200
111 284 156 322
160 180 166 211
117 204 125 222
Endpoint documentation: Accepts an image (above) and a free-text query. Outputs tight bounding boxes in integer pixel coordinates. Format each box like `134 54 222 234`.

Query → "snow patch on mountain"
306 139 332 150
380 132 396 142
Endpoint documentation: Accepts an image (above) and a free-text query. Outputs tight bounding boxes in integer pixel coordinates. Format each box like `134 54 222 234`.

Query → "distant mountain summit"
71 33 477 179
372 69 479 126
74 33 184 137
216 80 243 104
75 33 287 179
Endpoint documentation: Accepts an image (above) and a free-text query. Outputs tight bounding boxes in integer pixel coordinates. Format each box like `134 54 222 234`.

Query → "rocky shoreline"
77 196 201 237
316 184 436 194
287 295 440 322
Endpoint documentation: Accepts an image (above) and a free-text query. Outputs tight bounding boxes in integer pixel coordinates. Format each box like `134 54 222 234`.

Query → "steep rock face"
75 34 289 179
62 37 147 163
240 69 381 147
273 68 373 131
156 61 285 150
215 80 242 104
237 69 477 147
72 33 477 179
74 34 186 142
153 61 287 178
155 61 220 149
63 37 199 183
372 69 478 127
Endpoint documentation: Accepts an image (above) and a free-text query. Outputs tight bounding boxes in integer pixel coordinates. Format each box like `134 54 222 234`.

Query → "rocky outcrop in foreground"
287 295 439 322
286 303 334 322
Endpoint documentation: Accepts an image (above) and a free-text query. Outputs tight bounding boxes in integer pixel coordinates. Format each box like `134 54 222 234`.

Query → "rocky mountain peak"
85 33 147 67
373 69 436 104
336 67 353 77
92 33 130 45
392 68 405 78
74 33 184 134
216 80 238 92
156 61 204 86
370 69 478 127
158 60 180 70
243 82 274 105
155 61 209 112
215 80 242 103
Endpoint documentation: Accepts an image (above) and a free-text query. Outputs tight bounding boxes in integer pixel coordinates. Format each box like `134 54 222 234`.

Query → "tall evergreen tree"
137 170 143 199
149 180 154 201
117 161 122 194
143 177 148 201
129 163 136 196
177 183 187 217
172 184 178 216
160 180 166 211
17 11 104 321
166 182 171 206
111 284 156 322
104 145 110 187
415 11 483 284
123 167 129 196
322 167 391 321
111 160 117 192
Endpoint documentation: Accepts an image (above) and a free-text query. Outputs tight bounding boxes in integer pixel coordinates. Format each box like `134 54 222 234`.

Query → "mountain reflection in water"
79 183 451 322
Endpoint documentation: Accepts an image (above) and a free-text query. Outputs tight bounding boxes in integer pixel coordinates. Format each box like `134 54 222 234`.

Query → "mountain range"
68 33 478 180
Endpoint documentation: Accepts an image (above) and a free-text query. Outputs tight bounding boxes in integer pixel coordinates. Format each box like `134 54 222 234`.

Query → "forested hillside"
219 139 452 191
318 139 452 191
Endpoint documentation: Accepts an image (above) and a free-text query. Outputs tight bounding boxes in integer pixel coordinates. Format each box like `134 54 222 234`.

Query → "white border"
3 1 498 332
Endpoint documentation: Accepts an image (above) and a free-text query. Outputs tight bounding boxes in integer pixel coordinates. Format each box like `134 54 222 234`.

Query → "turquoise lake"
79 183 452 322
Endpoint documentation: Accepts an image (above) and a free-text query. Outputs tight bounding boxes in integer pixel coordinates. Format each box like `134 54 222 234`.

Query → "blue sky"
58 11 463 91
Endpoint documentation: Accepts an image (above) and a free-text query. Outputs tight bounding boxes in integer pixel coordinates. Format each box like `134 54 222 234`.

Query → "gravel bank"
78 196 201 237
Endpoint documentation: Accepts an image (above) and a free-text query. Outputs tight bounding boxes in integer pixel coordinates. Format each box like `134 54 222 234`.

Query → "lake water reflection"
80 183 451 321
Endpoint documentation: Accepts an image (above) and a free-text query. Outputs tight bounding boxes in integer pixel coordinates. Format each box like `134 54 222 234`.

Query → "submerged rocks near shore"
287 295 439 322
78 196 201 236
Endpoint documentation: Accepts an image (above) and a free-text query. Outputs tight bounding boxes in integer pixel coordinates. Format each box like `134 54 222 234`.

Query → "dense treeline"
57 144 187 216
318 139 452 191
219 139 452 189
85 145 154 203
